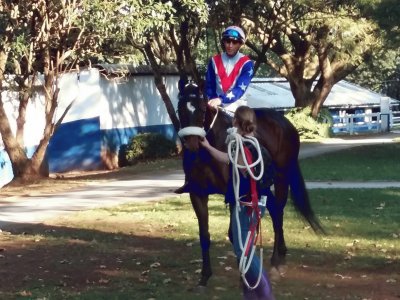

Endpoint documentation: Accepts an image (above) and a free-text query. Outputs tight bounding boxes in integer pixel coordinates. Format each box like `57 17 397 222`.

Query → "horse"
177 81 324 287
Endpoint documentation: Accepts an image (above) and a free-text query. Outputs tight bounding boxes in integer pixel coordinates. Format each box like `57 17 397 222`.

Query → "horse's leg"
267 177 288 268
189 193 212 286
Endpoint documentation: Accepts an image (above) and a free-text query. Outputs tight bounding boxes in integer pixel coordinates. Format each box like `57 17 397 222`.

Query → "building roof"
95 64 179 76
246 78 399 109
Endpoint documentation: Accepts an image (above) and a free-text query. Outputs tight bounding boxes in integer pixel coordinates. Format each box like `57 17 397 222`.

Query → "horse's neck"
207 111 231 151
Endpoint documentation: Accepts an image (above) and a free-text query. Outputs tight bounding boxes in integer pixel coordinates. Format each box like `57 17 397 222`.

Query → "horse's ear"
178 75 188 94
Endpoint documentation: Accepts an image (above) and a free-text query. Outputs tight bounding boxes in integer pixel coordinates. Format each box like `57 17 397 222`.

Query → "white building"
1 68 398 187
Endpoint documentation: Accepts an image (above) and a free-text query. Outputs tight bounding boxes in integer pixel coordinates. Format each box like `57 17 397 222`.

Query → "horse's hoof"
174 183 188 194
189 284 207 294
269 267 281 282
197 277 209 287
278 264 288 277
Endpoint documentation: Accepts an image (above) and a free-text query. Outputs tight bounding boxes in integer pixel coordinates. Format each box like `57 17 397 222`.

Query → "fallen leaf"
19 290 32 296
190 259 202 264
334 273 352 279
59 259 70 264
99 278 110 284
150 262 160 268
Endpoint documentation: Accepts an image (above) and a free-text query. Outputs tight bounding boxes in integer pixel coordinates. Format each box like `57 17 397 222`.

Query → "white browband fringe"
178 126 206 138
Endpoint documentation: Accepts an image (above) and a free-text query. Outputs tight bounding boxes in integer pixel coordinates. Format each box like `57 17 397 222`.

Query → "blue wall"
48 117 177 172
1 117 177 187
47 117 103 173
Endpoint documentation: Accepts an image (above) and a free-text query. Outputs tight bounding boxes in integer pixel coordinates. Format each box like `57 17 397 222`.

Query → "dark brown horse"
177 81 324 286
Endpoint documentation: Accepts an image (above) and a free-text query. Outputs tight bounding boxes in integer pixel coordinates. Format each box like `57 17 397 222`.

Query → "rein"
208 106 219 130
227 128 265 290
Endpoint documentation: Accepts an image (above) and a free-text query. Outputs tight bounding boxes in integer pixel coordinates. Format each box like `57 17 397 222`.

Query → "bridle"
177 82 208 139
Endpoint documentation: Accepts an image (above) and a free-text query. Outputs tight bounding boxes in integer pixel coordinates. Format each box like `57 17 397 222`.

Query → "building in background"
246 78 400 134
0 65 180 187
1 69 399 187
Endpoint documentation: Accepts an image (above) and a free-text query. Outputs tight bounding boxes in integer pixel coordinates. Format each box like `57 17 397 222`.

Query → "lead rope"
226 128 264 290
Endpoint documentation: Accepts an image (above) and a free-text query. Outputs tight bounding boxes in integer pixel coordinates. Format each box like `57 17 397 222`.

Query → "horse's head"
177 80 208 151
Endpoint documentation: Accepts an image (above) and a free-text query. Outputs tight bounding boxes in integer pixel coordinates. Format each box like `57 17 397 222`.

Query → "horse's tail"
289 161 326 234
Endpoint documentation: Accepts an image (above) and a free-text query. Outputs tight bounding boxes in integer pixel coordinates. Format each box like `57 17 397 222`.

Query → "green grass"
300 143 400 181
1 189 399 300
1 142 400 299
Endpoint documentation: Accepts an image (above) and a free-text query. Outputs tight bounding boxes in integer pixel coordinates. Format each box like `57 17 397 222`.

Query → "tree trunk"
288 78 314 107
1 97 49 184
310 78 334 118
144 43 181 133
15 91 29 145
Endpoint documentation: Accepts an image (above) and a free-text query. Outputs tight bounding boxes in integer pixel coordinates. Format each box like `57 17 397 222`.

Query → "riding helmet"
221 26 246 44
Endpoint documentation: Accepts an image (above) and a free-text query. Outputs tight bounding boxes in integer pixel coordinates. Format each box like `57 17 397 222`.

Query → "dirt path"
0 131 399 228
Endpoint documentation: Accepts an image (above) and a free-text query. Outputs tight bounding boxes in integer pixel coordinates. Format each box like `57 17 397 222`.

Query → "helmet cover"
222 26 246 43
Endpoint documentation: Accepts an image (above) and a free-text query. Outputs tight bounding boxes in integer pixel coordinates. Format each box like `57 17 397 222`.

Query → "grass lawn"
300 143 400 181
0 188 399 299
0 142 399 299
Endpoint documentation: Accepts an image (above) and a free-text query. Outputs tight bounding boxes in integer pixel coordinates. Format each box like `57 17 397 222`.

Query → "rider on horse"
206 25 254 112
175 25 254 194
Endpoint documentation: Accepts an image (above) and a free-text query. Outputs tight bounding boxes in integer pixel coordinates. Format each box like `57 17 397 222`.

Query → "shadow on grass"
1 218 399 300
0 222 208 298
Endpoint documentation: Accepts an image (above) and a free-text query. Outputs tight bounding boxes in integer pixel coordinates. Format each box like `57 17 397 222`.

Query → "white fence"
332 112 399 135
392 111 400 129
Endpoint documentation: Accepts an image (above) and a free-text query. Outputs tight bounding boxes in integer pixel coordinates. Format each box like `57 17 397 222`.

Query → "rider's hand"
208 98 222 108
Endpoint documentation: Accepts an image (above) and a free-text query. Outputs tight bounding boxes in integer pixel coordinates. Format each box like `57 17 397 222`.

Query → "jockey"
174 25 254 194
205 25 254 113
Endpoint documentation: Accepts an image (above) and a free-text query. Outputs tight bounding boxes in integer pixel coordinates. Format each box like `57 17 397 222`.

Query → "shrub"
124 133 177 164
285 107 333 139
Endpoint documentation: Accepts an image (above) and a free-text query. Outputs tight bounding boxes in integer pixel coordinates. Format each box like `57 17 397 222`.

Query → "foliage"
285 106 333 139
82 0 209 66
124 133 177 164
0 0 91 181
81 0 209 132
347 49 399 93
346 0 400 99
207 1 381 118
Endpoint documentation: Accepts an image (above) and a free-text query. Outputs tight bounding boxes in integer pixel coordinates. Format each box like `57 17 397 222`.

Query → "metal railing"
392 111 400 129
331 112 397 135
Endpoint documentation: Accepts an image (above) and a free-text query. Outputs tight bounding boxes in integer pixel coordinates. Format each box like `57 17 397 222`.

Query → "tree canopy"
1 0 397 183
0 0 90 183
